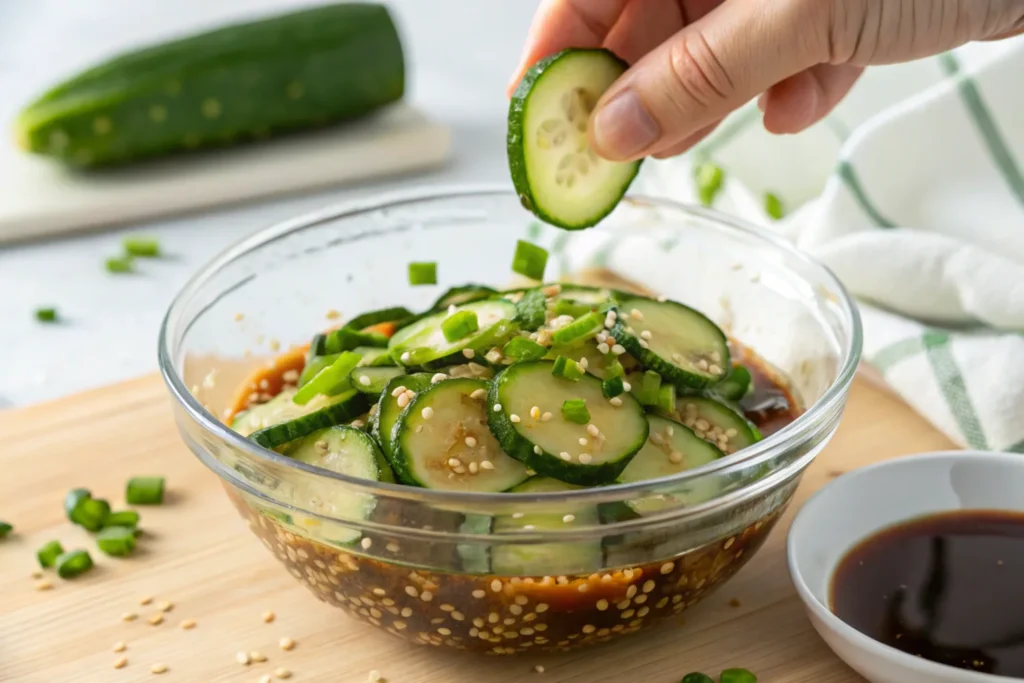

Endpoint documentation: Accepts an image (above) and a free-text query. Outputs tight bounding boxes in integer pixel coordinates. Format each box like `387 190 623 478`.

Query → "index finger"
506 0 629 96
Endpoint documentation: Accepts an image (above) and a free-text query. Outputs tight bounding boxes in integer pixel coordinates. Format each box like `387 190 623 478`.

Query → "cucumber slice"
247 389 369 450
654 395 761 455
549 284 614 309
544 340 634 379
618 415 724 483
285 426 394 547
349 366 405 396
371 373 434 467
508 48 642 230
431 284 497 310
490 477 602 576
488 360 648 485
387 299 518 369
611 297 730 389
710 363 753 401
392 378 530 492
299 345 392 390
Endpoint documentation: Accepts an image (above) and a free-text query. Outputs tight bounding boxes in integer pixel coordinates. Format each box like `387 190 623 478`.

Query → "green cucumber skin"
370 373 433 469
431 285 498 311
507 48 641 231
249 390 370 450
17 3 404 167
486 362 648 486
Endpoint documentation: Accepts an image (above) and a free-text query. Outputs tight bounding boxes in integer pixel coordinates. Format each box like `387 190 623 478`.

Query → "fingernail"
592 89 660 159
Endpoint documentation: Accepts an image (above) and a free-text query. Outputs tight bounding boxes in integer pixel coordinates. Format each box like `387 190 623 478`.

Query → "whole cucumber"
15 3 404 167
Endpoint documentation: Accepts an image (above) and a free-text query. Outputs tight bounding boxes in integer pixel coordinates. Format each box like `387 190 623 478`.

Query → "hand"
507 0 1024 161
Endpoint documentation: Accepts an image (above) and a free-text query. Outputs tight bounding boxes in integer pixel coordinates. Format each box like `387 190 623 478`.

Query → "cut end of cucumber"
508 48 641 231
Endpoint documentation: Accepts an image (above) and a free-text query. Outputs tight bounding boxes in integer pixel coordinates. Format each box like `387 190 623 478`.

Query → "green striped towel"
561 36 1024 452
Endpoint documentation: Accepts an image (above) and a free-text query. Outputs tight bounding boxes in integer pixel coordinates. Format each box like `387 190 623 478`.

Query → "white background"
0 0 538 407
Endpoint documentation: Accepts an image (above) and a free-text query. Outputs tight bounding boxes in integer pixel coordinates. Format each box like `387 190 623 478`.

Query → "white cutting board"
0 103 451 244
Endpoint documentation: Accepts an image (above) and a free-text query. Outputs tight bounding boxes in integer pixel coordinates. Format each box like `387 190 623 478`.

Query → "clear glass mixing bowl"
159 185 861 654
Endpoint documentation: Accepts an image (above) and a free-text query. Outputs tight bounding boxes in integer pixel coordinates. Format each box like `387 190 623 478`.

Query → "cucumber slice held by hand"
508 48 642 230
488 360 648 485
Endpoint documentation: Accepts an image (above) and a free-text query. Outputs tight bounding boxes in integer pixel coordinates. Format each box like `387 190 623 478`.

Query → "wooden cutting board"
0 374 954 683
0 104 451 245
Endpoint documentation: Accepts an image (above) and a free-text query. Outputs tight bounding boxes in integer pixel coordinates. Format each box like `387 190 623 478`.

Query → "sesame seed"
530 406 541 419
596 343 610 354
621 609 636 619
148 614 163 626
578 453 592 464
139 596 153 606
122 612 138 622
391 385 407 397
263 610 276 623
563 514 575 523
356 375 372 387
260 676 273 683
609 397 623 407
469 462 479 474
534 665 546 673
280 636 296 650
596 599 609 611
491 579 503 593
535 603 549 613
582 624 596 634
578 437 588 446
480 460 495 470
511 414 524 424
639 340 649 349
493 403 502 412
396 393 411 408
237 651 251 665
470 388 487 400
157 601 173 612
400 352 411 363
626 585 638 599
114 656 128 669
623 382 633 392
150 663 168 674
420 590 434 602
274 667 292 679
113 641 127 653
420 406 434 419
448 457 462 468
541 412 553 422
360 537 373 550
661 561 675 574
462 348 476 359
251 651 267 662
559 452 571 461
405 585 419 598
587 424 600 437
401 607 413 617
611 344 626 355
523 525 536 531
697 359 709 371
472 589 486 599
709 364 722 375
35 580 53 591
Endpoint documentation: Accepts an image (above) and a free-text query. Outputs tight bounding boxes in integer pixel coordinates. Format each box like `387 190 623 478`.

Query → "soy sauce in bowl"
830 510 1024 677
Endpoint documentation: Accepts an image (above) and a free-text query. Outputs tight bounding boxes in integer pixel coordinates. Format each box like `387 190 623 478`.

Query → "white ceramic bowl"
787 450 1024 683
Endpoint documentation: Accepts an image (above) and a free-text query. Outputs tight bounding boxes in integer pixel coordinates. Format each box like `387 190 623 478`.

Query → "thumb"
590 0 830 160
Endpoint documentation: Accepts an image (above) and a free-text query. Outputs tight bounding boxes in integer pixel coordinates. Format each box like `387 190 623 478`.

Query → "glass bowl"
159 185 861 655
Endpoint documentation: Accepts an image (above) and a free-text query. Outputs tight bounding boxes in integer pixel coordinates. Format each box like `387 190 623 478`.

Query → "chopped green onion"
64 488 91 519
561 399 591 425
408 261 437 286
105 256 134 273
551 356 584 382
551 311 603 346
104 510 140 529
502 337 548 362
292 351 362 405
37 540 65 568
125 476 166 506
441 310 479 343
323 328 386 354
720 669 757 683
602 375 625 398
511 240 548 281
345 306 415 331
694 162 725 207
514 289 547 331
764 192 785 220
56 549 94 579
681 674 714 683
68 493 110 532
714 364 753 401
553 299 591 317
123 236 161 257
0 521 12 538
604 360 625 380
35 307 58 322
96 526 138 557
657 384 676 413
637 370 663 406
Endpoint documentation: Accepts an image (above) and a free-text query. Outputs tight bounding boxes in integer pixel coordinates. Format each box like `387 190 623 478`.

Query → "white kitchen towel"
560 37 1024 452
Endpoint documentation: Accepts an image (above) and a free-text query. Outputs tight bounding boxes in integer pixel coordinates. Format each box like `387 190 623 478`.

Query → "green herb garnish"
561 399 590 425
511 240 548 281
96 526 138 557
292 351 361 405
37 540 65 568
123 236 161 257
0 521 12 538
104 510 140 529
551 356 583 382
764 192 785 220
720 669 757 683
551 311 603 346
408 261 437 286
67 492 110 531
105 256 134 273
35 307 58 322
695 162 724 207
125 477 166 506
441 310 479 342
56 549 94 579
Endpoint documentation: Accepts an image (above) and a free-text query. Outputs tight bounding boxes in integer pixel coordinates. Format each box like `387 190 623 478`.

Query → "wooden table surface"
0 373 954 683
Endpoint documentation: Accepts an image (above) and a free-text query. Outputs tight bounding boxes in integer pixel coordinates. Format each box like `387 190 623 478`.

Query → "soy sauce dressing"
831 510 1024 677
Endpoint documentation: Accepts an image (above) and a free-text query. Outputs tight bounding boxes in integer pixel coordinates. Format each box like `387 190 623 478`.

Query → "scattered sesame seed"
35 580 53 591
391 385 407 397
596 599 609 611
709 364 722 375
148 614 163 626
234 313 244 322
609 397 623 407
260 676 273 683
470 388 487 400
536 603 549 613
122 612 138 622
541 411 553 422
578 437 588 446
623 381 633 392
113 641 127 653
400 352 411 363
357 375 372 387
513 512 524 519
640 330 652 340
510 414 521 423
491 579 503 593
150 663 168 674
559 452 571 462
523 525 536 531
237 651 251 665
493 403 503 412
157 601 173 613
431 373 447 384
578 453 593 464
279 636 295 651
263 611 276 623
596 342 610 354
274 667 292 679
586 424 600 437
462 348 476 359
533 445 543 455
368 670 383 683
529 406 541 419
251 651 267 662
626 585 638 599
534 665 546 673
469 462 479 474
611 344 625 355
465 436 478 447
563 514 575 523
420 590 434 602
472 589 486 599
139 596 153 606
660 561 675 574
401 607 413 617
361 537 373 550
480 460 495 470
114 656 128 669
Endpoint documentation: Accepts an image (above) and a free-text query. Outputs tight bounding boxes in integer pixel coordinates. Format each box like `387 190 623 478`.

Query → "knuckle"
666 32 735 110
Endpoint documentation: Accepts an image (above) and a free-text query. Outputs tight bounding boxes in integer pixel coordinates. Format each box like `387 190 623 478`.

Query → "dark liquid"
732 343 797 436
831 510 1024 677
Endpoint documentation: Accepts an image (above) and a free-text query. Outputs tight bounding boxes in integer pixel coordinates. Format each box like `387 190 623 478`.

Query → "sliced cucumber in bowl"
508 48 642 230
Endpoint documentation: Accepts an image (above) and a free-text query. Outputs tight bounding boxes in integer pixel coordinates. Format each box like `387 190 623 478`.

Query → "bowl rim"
787 449 1024 683
159 183 863 511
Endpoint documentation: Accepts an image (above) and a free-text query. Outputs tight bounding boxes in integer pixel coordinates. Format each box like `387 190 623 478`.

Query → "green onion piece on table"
0 521 12 538
511 240 548 281
637 370 663 405
551 356 583 382
56 549 94 579
123 236 160 257
105 510 140 529
602 375 625 398
561 399 591 424
105 256 134 273
720 669 758 683
441 310 479 342
96 526 138 557
551 311 603 346
35 307 58 322
408 261 437 286
764 192 785 220
68 494 110 531
657 383 676 413
694 161 724 207
502 337 548 362
681 674 714 683
64 488 90 518
125 477 166 505
292 351 362 405
37 540 66 567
